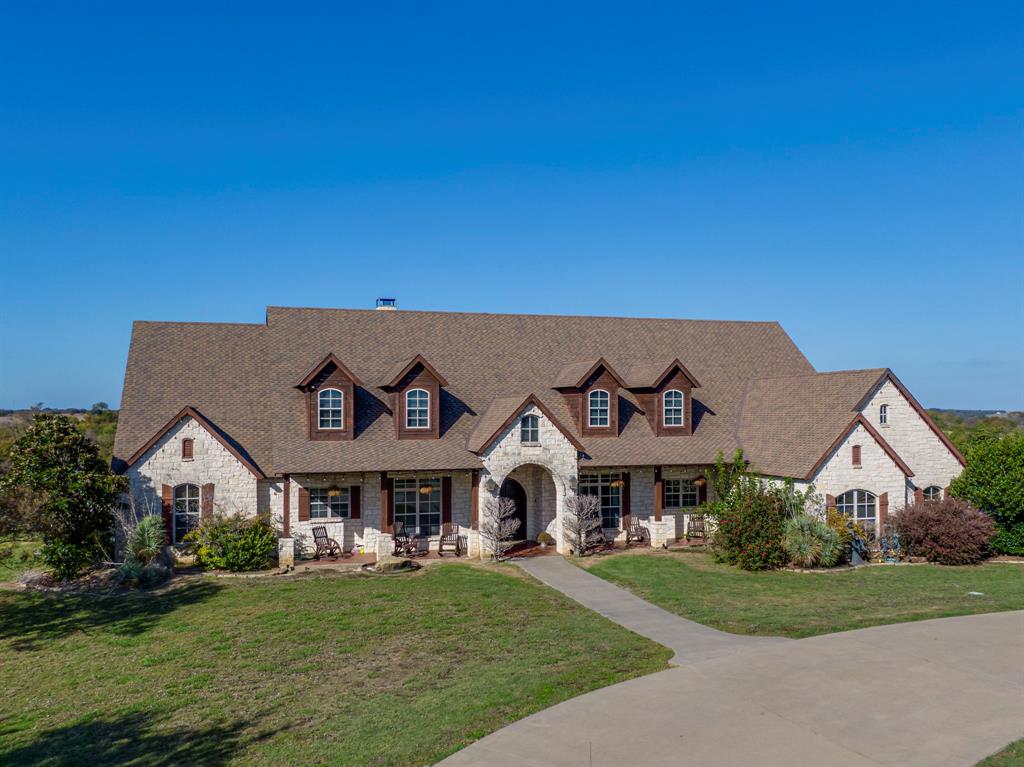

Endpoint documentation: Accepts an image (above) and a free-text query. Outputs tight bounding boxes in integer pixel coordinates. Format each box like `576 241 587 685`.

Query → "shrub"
40 541 97 581
950 432 1024 531
536 531 555 546
784 516 843 568
119 559 171 588
127 515 165 566
991 521 1024 557
187 513 276 572
710 477 788 571
891 498 995 565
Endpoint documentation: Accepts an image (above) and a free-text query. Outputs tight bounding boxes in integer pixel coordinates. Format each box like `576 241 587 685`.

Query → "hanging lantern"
609 478 625 489
693 476 707 488
419 483 434 495
327 485 343 497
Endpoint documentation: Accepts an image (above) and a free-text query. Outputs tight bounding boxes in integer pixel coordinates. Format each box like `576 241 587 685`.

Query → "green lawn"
0 564 671 766
0 538 41 583
583 551 1024 638
977 738 1024 766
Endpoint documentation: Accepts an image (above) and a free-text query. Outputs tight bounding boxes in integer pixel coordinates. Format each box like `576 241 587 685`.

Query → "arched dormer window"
406 388 430 429
663 389 684 426
520 414 539 443
588 389 610 427
318 388 343 429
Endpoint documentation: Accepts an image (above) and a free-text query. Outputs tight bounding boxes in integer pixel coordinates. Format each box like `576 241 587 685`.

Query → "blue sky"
1 3 1021 410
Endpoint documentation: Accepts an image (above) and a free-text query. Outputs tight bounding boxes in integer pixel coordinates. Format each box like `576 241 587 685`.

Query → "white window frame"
588 389 610 428
879 403 888 425
578 472 622 529
835 489 877 539
520 414 540 444
393 477 442 536
173 483 201 545
405 388 430 429
923 485 943 501
663 389 684 427
664 478 698 508
309 487 350 519
318 388 344 430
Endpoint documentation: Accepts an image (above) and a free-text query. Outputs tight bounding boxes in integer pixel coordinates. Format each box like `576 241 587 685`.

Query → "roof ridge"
133 320 264 328
745 367 887 383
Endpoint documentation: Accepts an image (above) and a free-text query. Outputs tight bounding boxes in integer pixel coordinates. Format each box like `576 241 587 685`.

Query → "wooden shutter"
350 485 361 520
441 476 452 524
470 470 480 530
201 483 214 520
182 438 194 460
943 485 951 500
878 492 889 532
161 484 173 544
620 472 630 528
653 467 663 522
852 445 861 466
298 486 310 522
826 493 836 510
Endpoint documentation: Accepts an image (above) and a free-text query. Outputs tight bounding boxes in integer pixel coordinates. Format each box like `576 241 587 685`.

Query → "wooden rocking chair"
686 513 707 542
623 515 648 545
391 521 418 557
585 525 615 554
312 525 343 560
438 522 462 557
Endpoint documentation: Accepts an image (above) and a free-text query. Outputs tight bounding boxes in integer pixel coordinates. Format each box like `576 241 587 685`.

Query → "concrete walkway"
439 587 1024 767
515 555 787 664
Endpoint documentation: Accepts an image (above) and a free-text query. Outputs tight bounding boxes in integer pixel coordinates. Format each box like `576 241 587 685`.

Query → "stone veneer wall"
860 379 963 492
125 416 259 524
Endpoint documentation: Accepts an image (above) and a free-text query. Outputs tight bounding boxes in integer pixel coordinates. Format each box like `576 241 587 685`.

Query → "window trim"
588 389 610 428
879 403 888 425
172 483 201 545
663 389 685 427
578 472 622 529
405 388 431 430
923 485 943 501
317 388 344 430
309 487 350 519
520 414 540 444
663 477 699 509
393 477 442 536
835 489 878 539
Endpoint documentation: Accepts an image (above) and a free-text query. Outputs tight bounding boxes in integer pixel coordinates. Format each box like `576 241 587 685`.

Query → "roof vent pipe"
375 297 397 311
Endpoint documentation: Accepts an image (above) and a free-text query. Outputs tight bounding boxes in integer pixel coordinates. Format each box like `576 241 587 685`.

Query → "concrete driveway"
438 609 1024 767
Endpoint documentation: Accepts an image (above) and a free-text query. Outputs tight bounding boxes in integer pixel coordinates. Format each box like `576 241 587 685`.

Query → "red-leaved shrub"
891 498 995 565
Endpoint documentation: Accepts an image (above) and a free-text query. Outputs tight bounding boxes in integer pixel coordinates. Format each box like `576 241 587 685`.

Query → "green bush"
992 521 1024 556
784 516 843 568
710 478 788 571
187 513 276 572
41 541 97 581
950 432 1024 530
127 515 164 566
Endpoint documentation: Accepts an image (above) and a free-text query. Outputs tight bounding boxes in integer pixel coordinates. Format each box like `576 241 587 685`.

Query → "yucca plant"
784 516 842 568
127 514 165 566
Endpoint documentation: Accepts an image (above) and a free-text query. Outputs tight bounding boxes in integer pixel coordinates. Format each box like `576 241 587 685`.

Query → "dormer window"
318 389 343 429
406 389 430 429
588 390 610 427
663 390 684 426
879 404 888 425
520 414 539 443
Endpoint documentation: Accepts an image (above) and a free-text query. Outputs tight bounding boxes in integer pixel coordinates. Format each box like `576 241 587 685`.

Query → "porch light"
693 476 707 488
419 484 434 495
327 485 343 497
609 479 625 489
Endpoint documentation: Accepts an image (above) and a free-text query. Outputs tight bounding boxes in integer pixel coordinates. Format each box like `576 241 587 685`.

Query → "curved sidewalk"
515 556 787 664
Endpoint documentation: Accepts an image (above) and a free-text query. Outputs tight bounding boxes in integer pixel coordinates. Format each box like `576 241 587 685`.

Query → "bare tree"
479 496 521 561
563 493 601 556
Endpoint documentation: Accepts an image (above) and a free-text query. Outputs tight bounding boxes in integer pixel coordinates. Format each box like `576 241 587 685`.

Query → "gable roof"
468 393 586 454
114 307 818 475
553 357 627 389
625 359 702 389
805 414 914 480
296 353 364 388
122 406 265 478
382 354 449 388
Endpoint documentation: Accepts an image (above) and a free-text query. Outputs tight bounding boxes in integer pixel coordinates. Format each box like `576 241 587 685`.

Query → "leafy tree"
951 433 1024 555
0 414 126 579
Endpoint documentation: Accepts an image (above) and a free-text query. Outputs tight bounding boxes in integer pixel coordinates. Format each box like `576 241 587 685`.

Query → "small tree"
0 414 126 579
562 493 601 556
951 433 1024 554
479 497 521 561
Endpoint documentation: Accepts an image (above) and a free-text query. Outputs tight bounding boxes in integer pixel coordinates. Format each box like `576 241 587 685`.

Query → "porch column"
653 467 663 522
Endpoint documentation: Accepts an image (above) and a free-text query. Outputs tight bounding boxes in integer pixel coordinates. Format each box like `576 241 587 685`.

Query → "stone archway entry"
499 477 529 540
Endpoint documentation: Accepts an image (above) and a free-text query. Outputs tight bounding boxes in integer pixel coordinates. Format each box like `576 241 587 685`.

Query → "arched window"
520 414 539 443
406 388 430 429
173 483 201 544
181 437 194 460
663 389 684 426
923 485 943 501
879 404 888 425
835 489 877 538
318 388 343 429
588 389 610 427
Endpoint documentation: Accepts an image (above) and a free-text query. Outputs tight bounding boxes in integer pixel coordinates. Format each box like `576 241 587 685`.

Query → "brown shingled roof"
115 306 820 475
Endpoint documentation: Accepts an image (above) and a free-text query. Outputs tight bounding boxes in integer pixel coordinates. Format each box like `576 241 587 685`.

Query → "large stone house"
112 304 964 560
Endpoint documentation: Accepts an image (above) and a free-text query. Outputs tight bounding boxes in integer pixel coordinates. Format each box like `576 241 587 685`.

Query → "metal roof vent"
375 297 398 311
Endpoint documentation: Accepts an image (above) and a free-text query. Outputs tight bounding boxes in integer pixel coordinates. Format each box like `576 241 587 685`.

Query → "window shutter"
620 472 631 527
201 483 215 520
878 492 889 532
441 476 452 524
914 487 924 504
852 445 861 466
826 494 836 510
350 485 361 520
298 486 310 522
161 484 173 544
943 486 950 500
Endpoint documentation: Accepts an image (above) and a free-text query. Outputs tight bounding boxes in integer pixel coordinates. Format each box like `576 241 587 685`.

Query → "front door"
499 478 529 540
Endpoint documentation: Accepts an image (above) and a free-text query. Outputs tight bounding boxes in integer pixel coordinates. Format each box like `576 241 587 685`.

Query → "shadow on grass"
0 710 283 767
0 580 223 652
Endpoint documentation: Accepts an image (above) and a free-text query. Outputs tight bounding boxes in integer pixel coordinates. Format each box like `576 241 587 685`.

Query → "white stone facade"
860 379 963 494
125 416 259 525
